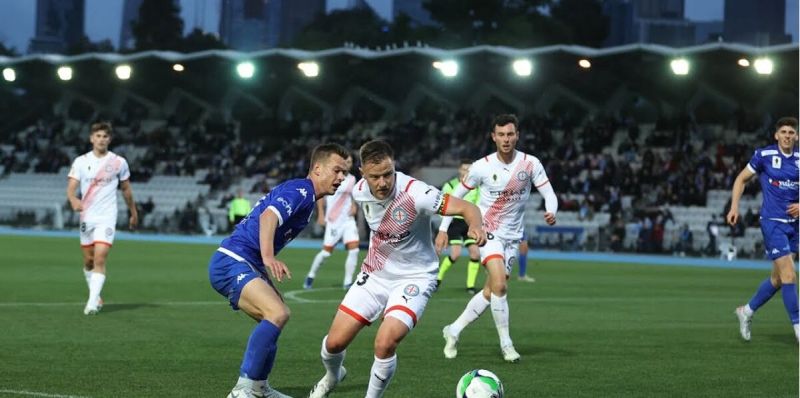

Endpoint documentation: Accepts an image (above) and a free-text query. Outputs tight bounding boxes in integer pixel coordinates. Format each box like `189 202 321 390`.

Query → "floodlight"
57 66 73 81
236 62 255 79
578 59 591 69
173 63 185 72
433 60 458 77
512 59 532 76
753 58 773 75
2 67 15 82
670 58 689 75
115 64 132 80
298 61 319 78
737 58 750 67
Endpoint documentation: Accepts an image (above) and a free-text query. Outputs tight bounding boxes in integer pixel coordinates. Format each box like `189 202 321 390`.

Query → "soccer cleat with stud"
261 380 292 398
226 385 259 398
735 306 752 341
517 275 535 282
308 366 347 398
442 325 458 359
501 344 521 363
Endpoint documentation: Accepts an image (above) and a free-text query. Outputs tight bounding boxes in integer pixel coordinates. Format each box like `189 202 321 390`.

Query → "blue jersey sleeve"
747 149 762 173
265 183 313 226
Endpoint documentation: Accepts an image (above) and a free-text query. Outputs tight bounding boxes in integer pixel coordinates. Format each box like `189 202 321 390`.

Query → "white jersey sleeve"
406 180 447 216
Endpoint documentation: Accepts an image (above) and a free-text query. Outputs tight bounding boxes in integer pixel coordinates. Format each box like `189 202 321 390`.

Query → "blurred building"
28 0 85 54
603 0 715 47
220 0 324 50
723 0 790 46
393 0 435 27
120 0 181 51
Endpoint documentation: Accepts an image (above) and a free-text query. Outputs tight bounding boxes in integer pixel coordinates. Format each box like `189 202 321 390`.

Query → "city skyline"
0 0 796 53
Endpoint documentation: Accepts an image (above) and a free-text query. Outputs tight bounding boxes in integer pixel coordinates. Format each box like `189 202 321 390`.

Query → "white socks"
87 272 106 308
343 249 359 286
490 293 512 347
742 304 754 317
320 335 345 382
449 292 490 337
83 268 92 288
307 250 331 279
366 355 397 398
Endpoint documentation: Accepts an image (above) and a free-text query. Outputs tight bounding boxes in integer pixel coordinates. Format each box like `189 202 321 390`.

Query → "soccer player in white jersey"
304 153 360 290
436 114 558 362
66 122 138 315
308 140 486 398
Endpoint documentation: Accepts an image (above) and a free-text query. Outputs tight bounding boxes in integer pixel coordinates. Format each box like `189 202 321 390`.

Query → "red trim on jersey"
385 305 417 326
80 240 112 248
461 180 475 190
358 180 365 191
440 193 451 215
339 304 371 325
482 254 503 265
535 179 550 188
484 156 489 162
404 179 417 192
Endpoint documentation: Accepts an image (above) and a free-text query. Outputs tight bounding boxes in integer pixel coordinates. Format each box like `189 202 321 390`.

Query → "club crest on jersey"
105 165 114 173
516 171 528 181
403 284 420 297
391 207 409 223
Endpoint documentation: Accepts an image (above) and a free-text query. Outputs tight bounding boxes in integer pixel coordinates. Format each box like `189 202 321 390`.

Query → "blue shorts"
208 250 272 310
760 219 799 260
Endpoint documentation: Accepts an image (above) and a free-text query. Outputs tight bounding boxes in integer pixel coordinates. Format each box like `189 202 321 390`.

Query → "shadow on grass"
100 303 160 313
282 382 366 397
765 332 798 346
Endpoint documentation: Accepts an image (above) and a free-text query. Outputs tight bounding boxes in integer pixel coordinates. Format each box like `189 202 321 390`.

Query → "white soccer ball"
456 369 504 398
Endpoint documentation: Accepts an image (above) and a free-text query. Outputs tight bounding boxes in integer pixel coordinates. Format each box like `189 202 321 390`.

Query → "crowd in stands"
1 106 779 258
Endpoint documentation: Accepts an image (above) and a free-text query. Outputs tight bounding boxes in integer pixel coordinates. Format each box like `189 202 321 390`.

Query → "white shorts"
80 220 116 247
338 271 437 330
478 235 519 275
322 219 359 249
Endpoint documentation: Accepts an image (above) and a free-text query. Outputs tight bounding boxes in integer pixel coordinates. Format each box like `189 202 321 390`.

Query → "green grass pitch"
0 235 796 397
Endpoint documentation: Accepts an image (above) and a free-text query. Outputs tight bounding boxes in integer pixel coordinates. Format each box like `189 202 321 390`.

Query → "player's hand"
544 212 556 225
129 212 138 230
434 231 448 255
467 226 487 247
788 203 799 218
69 198 82 212
263 256 291 282
726 209 739 226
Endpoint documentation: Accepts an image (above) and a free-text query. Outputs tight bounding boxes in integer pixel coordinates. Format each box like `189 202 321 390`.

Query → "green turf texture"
0 235 796 397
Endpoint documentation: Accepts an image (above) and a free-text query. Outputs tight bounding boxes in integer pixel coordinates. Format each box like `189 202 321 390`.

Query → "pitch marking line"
0 389 89 398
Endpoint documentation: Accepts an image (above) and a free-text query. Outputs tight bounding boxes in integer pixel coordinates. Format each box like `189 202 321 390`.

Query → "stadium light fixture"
2 67 15 82
512 59 532 77
578 59 591 69
753 57 773 75
57 66 73 81
670 58 689 76
433 60 458 78
236 62 255 79
737 58 750 67
297 61 319 78
115 64 132 80
172 63 185 72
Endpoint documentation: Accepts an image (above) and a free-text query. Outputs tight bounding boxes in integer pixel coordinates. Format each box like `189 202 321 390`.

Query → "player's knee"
270 306 291 327
779 269 797 284
490 281 507 295
83 259 94 269
373 335 399 358
325 334 348 354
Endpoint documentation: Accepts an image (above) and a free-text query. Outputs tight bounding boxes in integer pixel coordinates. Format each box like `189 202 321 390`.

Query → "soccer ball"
456 369 504 398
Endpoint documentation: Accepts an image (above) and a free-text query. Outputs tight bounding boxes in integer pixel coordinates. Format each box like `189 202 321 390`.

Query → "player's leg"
342 221 360 289
774 254 799 339
437 243 462 287
231 277 290 397
465 242 481 294
80 245 94 288
310 271 385 398
517 238 534 282
84 222 112 315
305 246 332 289
483 249 519 362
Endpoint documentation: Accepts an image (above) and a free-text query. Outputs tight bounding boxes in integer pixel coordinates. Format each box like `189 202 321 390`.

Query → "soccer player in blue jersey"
728 117 799 342
208 143 350 398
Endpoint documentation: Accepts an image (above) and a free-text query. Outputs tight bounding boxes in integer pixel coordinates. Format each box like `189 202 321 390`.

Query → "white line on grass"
0 389 89 398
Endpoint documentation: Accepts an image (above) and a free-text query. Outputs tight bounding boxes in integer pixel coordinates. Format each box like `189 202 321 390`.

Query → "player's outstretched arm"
442 196 486 247
727 167 756 226
120 180 138 229
259 209 291 282
66 178 82 212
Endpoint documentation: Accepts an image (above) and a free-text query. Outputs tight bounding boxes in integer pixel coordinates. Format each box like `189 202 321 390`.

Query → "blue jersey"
219 178 316 268
747 144 799 221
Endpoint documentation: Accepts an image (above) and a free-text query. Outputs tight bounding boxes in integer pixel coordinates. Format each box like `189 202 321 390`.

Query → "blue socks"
240 320 282 380
518 252 528 277
747 277 779 311
781 283 798 325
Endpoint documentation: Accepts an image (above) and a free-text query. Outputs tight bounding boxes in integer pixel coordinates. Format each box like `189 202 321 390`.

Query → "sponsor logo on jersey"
375 229 411 243
403 284 420 297
276 197 293 215
771 248 780 254
296 188 308 198
768 178 798 190
236 273 247 283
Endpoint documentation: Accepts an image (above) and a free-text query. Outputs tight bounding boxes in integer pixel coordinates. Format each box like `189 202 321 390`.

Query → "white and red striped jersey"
67 151 130 224
324 174 356 226
354 171 447 278
462 150 549 240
